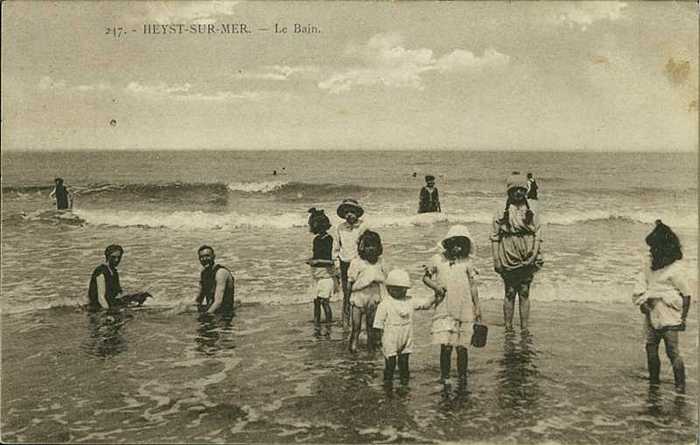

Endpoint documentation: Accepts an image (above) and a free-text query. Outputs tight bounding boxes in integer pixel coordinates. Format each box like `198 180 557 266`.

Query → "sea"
1 150 697 443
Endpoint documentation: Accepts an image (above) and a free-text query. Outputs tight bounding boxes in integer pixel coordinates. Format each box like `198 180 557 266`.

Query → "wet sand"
1 299 696 444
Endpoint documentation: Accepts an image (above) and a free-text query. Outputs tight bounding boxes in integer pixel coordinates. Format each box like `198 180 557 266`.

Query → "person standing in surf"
306 208 334 325
418 175 441 213
526 173 539 200
333 199 369 326
195 245 235 320
491 172 543 333
86 244 126 311
348 229 385 353
423 225 482 388
49 177 73 210
632 220 693 393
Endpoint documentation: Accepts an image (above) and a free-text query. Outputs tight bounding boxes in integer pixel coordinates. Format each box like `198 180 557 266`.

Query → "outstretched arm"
471 280 482 322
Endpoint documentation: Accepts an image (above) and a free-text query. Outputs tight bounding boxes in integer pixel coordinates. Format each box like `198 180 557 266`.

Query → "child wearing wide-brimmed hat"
423 225 482 388
373 269 438 384
333 198 369 326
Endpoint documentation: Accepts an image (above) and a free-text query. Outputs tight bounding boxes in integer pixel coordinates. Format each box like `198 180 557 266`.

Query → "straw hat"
337 199 364 219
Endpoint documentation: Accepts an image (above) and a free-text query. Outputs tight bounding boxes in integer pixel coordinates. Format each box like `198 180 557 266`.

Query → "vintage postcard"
1 1 698 443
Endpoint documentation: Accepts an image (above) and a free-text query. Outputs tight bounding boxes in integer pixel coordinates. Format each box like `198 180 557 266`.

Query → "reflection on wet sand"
496 332 541 412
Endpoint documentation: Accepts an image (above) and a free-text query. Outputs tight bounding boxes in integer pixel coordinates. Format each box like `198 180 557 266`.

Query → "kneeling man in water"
87 244 126 311
195 245 235 317
86 244 152 311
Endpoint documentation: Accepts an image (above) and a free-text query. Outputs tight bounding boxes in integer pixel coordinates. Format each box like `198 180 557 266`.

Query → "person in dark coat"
418 175 441 213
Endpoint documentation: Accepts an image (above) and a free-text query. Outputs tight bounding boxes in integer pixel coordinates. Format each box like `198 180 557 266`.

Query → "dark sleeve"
313 235 333 261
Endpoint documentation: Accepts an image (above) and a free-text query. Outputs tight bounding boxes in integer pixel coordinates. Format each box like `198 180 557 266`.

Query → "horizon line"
2 147 698 154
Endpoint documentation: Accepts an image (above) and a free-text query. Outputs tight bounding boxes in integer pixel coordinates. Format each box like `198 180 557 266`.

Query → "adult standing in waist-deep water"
490 172 543 333
632 220 693 393
86 244 126 311
418 175 441 213
195 245 235 319
526 173 539 200
49 177 72 210
333 199 369 327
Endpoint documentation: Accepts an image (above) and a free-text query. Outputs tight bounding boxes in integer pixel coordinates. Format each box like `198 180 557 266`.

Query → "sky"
1 1 698 152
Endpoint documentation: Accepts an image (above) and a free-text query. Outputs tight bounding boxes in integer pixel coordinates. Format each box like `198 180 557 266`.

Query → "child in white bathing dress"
348 230 385 353
423 225 482 387
373 269 439 384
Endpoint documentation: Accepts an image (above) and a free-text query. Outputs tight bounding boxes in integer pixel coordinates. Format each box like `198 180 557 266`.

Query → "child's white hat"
385 269 411 288
438 224 476 254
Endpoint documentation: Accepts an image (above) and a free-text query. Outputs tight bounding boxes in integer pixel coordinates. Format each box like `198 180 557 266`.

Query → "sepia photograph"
1 1 698 443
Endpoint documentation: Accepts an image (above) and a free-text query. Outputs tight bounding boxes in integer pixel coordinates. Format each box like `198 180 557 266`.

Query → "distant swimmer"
526 173 539 200
273 170 278 176
195 245 235 318
49 177 73 210
412 172 417 178
418 175 441 213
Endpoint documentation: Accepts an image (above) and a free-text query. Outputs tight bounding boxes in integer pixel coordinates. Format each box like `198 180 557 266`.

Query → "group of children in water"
305 172 542 387
307 202 482 387
306 171 694 393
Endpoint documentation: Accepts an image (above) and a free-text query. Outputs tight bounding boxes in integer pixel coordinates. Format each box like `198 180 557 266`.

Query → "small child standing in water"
373 269 438 384
307 208 334 324
423 225 482 387
348 230 385 352
632 220 693 393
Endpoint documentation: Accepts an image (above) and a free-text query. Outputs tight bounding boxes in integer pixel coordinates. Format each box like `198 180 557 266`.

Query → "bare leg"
349 305 363 353
366 303 377 352
503 283 516 332
518 281 531 332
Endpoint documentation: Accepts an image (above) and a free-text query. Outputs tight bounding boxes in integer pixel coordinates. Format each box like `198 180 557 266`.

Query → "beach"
1 150 697 443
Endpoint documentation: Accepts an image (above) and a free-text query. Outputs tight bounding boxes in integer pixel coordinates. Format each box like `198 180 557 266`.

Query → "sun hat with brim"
337 199 364 219
438 225 476 255
506 172 528 192
385 269 411 288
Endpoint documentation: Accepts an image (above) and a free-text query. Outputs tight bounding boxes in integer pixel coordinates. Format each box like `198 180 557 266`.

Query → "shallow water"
1 150 697 443
1 300 697 444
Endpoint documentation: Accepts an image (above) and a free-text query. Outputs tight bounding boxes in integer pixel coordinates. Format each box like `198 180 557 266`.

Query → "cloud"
38 76 67 90
558 2 627 31
144 1 238 25
318 33 509 94
237 65 319 81
39 76 111 92
124 81 287 102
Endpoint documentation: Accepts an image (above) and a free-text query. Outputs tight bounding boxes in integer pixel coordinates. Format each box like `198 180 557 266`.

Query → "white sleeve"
373 302 387 329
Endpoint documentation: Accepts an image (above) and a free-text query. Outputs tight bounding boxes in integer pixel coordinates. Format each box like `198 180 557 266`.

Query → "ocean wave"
64 208 697 230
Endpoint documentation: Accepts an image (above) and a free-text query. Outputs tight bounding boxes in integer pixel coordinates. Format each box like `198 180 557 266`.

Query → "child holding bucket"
373 268 439 384
423 225 483 387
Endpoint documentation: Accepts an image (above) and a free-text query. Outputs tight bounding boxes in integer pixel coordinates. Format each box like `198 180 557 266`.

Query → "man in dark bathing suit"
195 245 235 319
